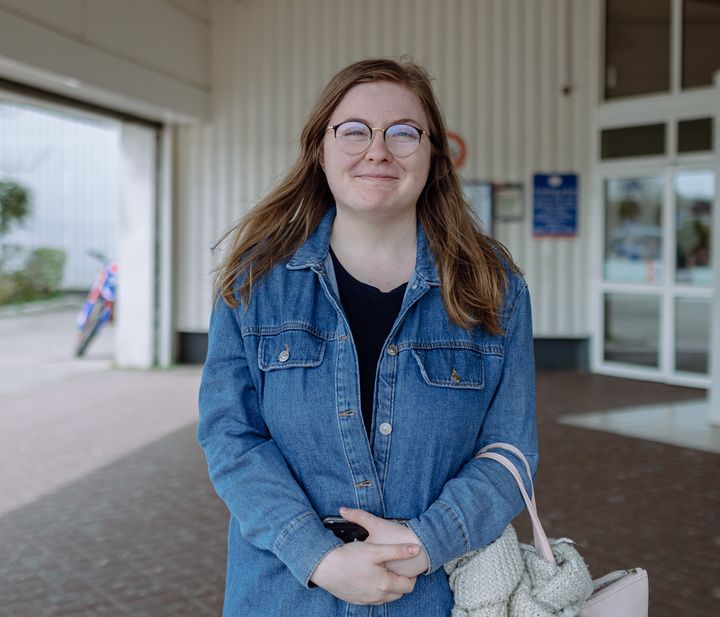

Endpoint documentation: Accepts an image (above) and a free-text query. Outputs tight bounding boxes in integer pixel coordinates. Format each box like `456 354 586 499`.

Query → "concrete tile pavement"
0 356 717 615
0 369 200 515
0 306 114 400
0 418 226 616
559 399 720 454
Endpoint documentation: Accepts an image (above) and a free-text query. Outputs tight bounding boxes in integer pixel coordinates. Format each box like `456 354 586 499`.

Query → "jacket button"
387 345 398 356
278 347 290 362
379 422 392 436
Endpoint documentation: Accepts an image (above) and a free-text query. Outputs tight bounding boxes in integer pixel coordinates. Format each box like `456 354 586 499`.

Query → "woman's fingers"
339 506 379 529
309 541 418 605
386 571 417 595
370 541 420 563
338 508 430 577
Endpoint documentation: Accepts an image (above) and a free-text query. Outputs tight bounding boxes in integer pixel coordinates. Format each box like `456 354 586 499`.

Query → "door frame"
592 162 714 388
590 82 716 387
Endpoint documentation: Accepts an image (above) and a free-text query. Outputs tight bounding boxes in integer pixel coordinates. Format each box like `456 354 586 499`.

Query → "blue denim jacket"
197 207 537 617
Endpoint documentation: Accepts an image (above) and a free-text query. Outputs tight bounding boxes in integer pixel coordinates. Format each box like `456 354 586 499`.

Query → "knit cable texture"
444 525 594 617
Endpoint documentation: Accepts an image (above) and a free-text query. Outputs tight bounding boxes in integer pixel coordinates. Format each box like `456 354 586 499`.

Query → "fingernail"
409 545 419 555
339 507 349 514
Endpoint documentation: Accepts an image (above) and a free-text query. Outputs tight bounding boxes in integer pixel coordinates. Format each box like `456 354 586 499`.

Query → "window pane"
675 298 710 373
601 124 666 159
604 294 660 367
604 178 664 284
675 171 714 285
677 118 713 153
605 0 671 99
682 0 720 89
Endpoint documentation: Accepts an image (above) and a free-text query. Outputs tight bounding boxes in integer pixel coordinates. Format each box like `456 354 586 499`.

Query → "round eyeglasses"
326 121 429 158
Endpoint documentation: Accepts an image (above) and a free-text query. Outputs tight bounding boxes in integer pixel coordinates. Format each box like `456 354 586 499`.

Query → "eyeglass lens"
333 121 422 157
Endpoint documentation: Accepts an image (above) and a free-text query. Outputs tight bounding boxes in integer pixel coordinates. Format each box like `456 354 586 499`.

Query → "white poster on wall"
463 181 493 235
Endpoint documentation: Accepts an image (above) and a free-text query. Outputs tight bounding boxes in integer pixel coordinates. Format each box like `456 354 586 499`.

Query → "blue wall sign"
532 174 578 237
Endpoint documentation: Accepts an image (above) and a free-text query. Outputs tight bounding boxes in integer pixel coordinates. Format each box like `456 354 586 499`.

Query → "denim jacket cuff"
273 511 344 588
405 499 469 574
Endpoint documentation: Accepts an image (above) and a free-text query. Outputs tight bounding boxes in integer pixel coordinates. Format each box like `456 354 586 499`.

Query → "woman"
198 58 537 616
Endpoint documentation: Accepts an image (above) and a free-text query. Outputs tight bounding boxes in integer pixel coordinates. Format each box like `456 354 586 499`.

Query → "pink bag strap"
475 443 555 564
479 442 534 487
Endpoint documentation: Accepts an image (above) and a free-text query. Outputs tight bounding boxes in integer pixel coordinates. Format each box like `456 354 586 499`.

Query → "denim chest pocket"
410 346 487 389
258 329 326 371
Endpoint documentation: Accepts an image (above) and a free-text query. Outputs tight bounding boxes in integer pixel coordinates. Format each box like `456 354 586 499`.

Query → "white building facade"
0 0 717 421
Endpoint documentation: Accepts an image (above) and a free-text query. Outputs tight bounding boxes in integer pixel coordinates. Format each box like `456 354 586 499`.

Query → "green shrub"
0 273 18 304
23 247 66 293
0 247 66 305
0 180 31 238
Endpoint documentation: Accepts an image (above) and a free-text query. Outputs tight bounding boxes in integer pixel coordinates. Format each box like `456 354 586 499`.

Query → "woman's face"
322 81 432 221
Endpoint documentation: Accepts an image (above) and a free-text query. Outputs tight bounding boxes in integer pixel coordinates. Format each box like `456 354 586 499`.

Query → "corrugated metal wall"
176 0 599 336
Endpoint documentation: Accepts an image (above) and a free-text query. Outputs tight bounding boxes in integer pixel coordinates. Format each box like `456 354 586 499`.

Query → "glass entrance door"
673 171 713 376
597 169 714 386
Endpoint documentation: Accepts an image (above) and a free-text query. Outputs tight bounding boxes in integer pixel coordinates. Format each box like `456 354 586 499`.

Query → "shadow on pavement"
0 371 717 616
0 424 227 617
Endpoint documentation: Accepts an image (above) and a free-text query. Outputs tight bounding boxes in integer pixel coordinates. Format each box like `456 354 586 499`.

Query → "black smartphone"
322 516 369 543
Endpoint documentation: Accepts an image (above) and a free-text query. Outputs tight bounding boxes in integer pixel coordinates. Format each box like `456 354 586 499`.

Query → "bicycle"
75 251 118 357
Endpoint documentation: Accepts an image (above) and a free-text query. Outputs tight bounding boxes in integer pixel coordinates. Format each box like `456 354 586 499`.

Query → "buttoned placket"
315 262 431 617
316 260 433 502
369 277 430 493
314 263 385 519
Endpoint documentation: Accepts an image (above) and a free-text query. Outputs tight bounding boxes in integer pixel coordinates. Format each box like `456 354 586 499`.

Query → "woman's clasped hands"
310 507 430 605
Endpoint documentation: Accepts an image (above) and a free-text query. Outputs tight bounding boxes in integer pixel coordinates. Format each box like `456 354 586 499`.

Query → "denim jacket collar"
287 206 441 286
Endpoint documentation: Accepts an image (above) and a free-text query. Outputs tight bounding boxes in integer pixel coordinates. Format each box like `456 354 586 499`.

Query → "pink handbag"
476 443 649 617
581 568 649 616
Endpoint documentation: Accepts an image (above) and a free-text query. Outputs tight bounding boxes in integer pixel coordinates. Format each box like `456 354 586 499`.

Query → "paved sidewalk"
0 306 114 400
531 373 719 617
0 369 201 516
0 368 717 616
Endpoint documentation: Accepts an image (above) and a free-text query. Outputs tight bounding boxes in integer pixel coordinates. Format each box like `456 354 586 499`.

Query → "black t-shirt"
330 248 407 438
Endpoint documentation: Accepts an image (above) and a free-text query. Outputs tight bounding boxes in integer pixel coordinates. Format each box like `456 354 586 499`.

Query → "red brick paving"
527 372 719 617
0 370 717 616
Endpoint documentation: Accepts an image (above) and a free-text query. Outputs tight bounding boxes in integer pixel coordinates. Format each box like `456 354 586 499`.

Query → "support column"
709 71 720 426
116 123 157 369
156 125 175 368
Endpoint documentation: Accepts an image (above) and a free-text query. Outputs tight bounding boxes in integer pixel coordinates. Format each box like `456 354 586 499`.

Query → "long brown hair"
214 58 518 334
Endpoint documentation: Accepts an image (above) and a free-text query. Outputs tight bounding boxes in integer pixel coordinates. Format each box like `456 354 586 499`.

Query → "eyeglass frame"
325 120 431 157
